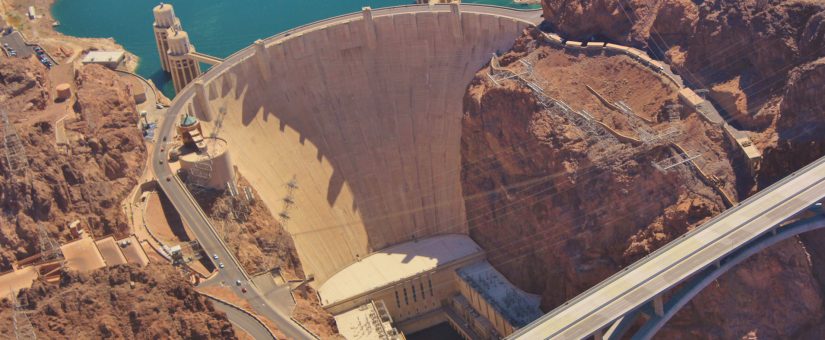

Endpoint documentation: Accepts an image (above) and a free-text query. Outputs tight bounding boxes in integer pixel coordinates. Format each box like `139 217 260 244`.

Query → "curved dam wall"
176 5 533 285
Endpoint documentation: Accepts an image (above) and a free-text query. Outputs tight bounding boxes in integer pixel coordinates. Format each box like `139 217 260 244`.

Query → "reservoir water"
52 0 539 98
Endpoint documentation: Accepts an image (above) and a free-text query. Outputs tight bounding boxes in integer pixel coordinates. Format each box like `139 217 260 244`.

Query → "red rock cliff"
461 27 825 338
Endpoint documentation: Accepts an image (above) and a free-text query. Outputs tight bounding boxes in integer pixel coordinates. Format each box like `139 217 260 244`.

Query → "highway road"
209 296 275 340
510 155 825 339
151 4 542 340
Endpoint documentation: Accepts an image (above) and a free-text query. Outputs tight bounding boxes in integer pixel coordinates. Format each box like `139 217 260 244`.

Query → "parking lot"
1 30 56 67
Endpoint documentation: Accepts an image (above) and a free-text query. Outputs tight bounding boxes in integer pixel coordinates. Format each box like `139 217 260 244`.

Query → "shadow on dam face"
190 9 532 286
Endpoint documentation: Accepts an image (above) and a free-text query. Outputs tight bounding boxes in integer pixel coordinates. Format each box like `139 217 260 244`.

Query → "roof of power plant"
318 234 483 306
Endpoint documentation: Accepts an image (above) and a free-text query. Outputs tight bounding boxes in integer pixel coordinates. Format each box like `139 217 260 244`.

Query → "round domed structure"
152 3 176 28
176 113 204 146
180 113 198 127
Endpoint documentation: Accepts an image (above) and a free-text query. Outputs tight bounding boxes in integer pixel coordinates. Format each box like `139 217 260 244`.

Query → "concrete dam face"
183 7 533 285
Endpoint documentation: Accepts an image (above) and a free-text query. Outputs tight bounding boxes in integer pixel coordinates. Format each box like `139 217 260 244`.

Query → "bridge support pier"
653 295 664 317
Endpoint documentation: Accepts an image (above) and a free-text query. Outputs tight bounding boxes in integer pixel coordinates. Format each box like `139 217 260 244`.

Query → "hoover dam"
155 3 543 337
176 5 534 285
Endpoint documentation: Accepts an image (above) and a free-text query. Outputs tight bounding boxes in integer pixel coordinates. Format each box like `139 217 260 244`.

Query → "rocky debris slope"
0 57 49 111
0 264 236 339
0 60 145 271
461 30 825 338
193 174 338 338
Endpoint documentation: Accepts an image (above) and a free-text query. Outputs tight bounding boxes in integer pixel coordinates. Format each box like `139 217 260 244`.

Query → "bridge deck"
511 156 825 339
189 51 223 65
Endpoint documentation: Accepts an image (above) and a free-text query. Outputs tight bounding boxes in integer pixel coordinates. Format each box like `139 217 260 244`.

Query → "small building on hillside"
81 51 126 69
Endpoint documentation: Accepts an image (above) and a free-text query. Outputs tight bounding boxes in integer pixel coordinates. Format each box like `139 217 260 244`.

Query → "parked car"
213 254 219 260
218 263 225 269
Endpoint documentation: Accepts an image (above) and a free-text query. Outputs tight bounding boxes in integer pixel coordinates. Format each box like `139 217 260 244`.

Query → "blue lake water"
52 0 539 98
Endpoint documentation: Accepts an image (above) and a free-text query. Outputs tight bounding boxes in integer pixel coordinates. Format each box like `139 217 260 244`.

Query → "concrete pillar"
254 39 271 81
653 295 664 317
593 329 604 340
193 80 214 122
450 2 462 40
362 7 376 49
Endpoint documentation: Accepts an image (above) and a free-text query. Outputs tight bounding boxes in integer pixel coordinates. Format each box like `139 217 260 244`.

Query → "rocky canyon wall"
461 19 825 337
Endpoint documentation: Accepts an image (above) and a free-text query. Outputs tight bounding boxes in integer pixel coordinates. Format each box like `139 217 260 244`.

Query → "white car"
219 262 225 269
235 280 242 286
212 254 219 260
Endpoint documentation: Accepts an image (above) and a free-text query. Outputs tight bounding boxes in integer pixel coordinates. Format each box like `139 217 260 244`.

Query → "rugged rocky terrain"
193 174 338 338
0 264 236 339
459 0 825 338
0 58 145 270
462 28 754 315
194 174 302 277
0 57 239 338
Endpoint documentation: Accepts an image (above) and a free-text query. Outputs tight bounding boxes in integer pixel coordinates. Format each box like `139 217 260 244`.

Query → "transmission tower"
653 148 703 172
2 109 28 174
667 104 682 123
11 290 36 340
37 223 63 262
279 176 298 225
209 106 227 139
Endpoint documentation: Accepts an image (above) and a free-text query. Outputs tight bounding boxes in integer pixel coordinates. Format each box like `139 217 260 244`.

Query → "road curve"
510 155 825 339
208 296 276 340
151 4 542 340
